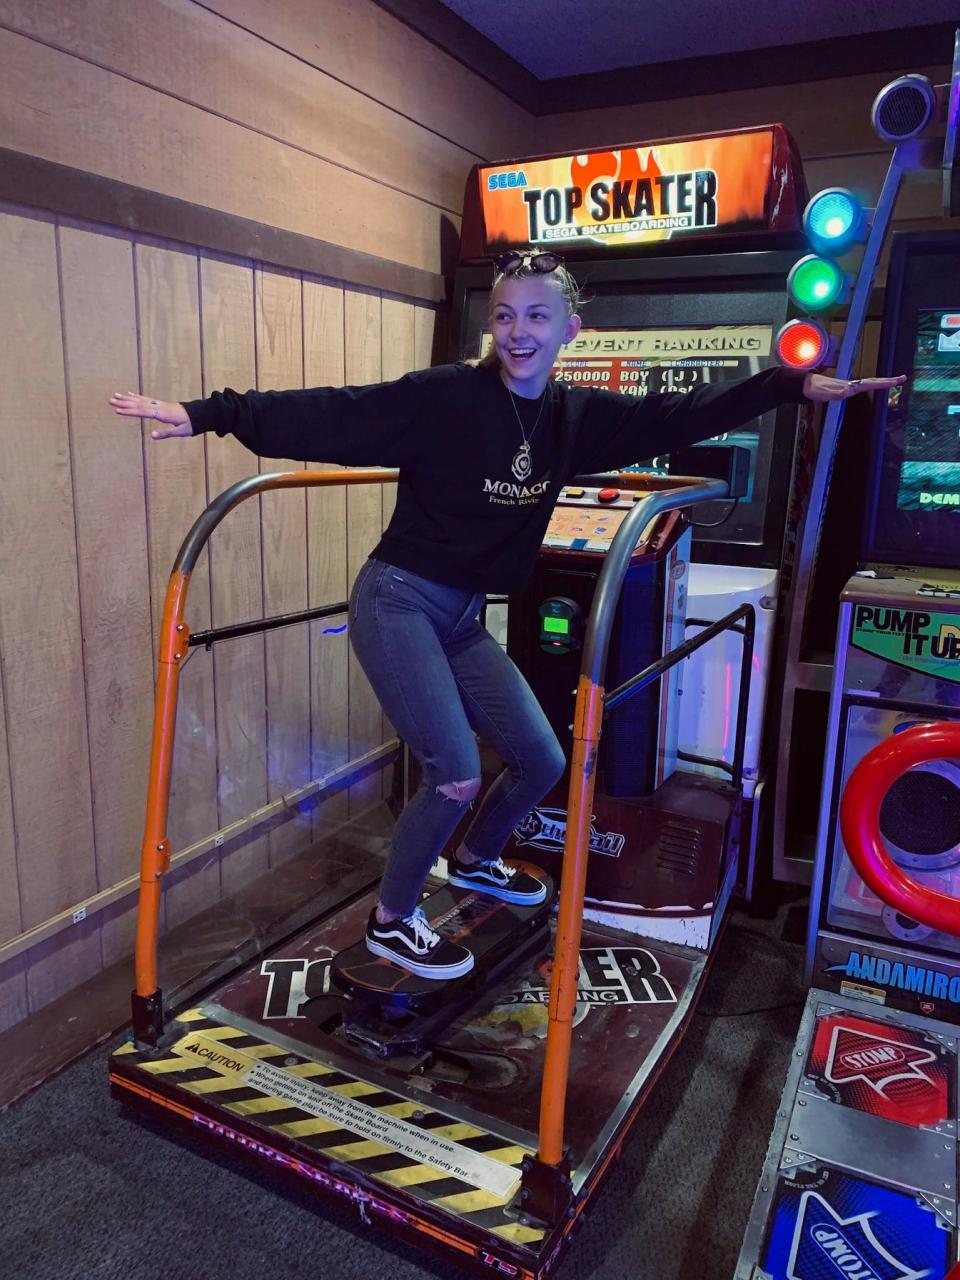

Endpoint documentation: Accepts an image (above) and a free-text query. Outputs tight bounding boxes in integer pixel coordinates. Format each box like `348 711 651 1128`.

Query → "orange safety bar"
538 674 605 1164
536 476 728 1167
839 720 960 938
134 469 397 999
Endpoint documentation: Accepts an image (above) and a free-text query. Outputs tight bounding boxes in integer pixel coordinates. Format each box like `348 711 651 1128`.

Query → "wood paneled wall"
0 0 534 1033
0 0 534 273
0 205 439 1030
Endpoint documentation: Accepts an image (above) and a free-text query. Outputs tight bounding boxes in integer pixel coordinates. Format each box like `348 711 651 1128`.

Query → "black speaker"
879 758 960 871
871 75 937 143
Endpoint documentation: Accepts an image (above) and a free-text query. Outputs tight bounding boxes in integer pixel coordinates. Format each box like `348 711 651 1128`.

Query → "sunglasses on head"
493 251 563 276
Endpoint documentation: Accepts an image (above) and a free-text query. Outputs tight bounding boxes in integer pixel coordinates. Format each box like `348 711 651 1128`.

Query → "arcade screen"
479 323 776 540
861 231 960 569
895 309 960 510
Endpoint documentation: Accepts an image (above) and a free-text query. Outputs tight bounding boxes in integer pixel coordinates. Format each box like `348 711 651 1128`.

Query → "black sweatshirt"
185 362 807 592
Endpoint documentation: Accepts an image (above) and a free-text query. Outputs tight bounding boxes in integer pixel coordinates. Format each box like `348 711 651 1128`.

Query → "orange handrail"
134 469 397 1000
537 675 605 1164
536 477 728 1167
839 721 960 938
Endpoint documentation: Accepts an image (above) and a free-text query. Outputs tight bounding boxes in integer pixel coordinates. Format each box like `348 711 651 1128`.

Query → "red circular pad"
776 319 829 370
841 721 960 937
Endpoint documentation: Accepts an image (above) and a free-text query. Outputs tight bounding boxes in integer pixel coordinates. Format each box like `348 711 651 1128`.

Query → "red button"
598 488 619 503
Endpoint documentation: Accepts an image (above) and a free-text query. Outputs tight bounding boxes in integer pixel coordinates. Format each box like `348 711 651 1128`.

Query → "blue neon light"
804 189 863 253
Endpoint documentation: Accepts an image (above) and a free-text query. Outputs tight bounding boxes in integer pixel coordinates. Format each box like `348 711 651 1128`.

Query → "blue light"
803 188 864 253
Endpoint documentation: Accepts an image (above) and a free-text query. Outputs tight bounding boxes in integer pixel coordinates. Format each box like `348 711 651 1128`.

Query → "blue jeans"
348 559 566 917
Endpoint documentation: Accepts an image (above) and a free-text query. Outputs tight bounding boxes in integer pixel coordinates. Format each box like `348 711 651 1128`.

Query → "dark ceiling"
374 1 959 112
436 0 959 79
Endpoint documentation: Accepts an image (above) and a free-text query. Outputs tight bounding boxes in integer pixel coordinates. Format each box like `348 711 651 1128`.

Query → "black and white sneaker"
365 908 474 980
447 854 548 905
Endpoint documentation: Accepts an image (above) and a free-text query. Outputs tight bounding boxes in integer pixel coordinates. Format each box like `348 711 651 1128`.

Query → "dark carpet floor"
3 901 807 1280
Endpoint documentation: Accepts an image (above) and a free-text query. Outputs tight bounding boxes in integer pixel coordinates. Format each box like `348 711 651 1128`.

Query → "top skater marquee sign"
473 125 805 254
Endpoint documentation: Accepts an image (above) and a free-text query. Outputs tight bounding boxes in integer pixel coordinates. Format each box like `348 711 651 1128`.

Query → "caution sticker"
176 1031 520 1199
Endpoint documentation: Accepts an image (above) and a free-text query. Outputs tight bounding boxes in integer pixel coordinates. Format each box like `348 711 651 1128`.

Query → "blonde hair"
474 260 584 370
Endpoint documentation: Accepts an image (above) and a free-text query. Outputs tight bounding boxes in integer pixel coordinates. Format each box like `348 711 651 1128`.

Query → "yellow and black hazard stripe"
111 1010 545 1248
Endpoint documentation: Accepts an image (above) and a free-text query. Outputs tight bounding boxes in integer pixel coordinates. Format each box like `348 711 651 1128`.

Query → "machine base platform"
110 887 716 1278
736 988 959 1279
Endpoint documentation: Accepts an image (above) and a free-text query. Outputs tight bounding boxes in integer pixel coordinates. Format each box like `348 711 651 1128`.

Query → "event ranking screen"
549 324 771 400
897 309 960 511
478 323 779 546
553 325 771 500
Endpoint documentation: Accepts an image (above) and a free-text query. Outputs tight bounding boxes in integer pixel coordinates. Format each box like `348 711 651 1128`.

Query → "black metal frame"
604 604 756 790
189 601 348 649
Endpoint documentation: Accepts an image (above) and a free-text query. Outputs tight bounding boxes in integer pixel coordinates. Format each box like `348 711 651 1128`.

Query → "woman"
111 251 904 980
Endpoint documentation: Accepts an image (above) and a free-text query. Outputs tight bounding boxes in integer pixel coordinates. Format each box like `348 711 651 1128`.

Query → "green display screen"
543 616 570 634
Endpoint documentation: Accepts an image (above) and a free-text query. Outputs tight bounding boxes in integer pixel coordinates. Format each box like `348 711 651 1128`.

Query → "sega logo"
487 170 528 190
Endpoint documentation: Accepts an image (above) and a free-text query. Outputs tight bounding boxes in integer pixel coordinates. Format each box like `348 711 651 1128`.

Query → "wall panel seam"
0 594 22 937
131 240 160 934
197 252 224 856
0 21 469 218
53 218 102 935
189 0 496 162
300 273 315 796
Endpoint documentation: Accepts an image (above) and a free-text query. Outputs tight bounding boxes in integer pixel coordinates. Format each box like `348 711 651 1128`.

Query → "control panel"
543 486 654 552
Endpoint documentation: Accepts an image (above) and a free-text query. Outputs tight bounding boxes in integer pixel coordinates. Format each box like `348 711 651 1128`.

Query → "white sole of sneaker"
365 937 475 980
446 872 548 906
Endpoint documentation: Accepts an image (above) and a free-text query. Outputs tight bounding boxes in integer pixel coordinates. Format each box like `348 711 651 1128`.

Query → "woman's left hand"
803 372 907 401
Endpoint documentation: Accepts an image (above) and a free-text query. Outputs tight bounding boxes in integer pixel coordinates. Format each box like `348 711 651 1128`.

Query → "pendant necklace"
505 382 547 482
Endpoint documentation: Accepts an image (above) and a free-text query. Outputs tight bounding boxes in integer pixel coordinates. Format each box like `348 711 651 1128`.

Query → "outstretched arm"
109 370 439 466
578 368 907 475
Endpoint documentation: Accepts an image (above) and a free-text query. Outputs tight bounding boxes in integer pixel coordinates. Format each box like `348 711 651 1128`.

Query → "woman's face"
490 276 581 398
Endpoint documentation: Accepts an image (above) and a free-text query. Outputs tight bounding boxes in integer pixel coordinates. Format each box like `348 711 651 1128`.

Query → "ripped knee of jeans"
437 776 482 805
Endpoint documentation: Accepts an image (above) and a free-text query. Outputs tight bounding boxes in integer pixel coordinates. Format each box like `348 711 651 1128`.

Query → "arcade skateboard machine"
109 463 749 1279
453 124 813 910
737 58 960 1273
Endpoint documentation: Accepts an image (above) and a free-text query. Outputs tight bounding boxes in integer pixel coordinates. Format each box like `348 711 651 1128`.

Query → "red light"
775 319 829 371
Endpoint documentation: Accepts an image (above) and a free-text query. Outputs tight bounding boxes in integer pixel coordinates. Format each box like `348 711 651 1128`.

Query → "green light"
787 254 846 313
543 616 570 634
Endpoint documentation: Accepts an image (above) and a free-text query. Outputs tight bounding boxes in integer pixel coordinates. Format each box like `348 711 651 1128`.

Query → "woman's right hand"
109 391 193 439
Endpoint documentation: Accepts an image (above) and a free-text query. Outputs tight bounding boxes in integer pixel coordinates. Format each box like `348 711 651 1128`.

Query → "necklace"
505 382 548 482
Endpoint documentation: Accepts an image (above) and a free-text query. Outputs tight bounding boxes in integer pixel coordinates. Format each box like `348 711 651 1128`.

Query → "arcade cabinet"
736 228 960 1278
452 125 812 936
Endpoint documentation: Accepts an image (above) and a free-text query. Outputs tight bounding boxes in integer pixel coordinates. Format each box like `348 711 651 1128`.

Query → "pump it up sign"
473 126 805 254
